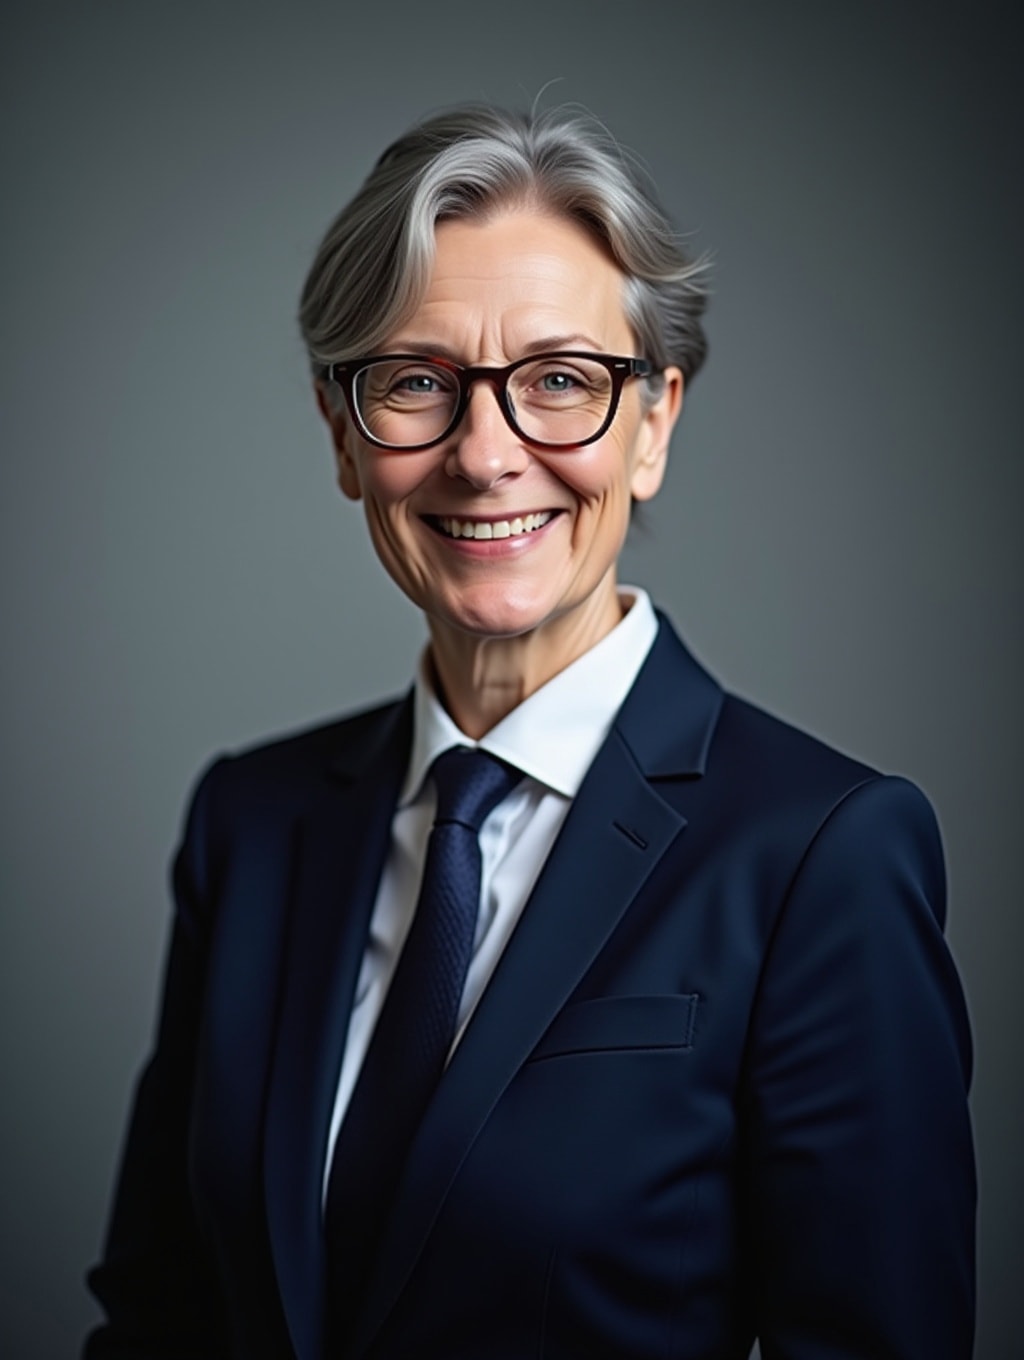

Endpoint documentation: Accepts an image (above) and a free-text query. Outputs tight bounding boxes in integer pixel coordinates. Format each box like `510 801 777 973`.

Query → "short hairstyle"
299 103 710 386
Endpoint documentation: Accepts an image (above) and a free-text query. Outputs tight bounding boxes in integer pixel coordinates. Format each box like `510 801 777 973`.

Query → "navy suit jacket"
87 617 975 1358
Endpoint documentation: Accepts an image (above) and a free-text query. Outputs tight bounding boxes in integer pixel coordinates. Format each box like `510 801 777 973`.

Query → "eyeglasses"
316 351 655 452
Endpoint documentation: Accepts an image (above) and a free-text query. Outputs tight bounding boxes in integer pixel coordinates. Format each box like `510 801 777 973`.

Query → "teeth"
437 512 553 540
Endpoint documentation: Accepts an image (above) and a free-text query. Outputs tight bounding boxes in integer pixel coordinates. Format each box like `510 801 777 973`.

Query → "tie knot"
430 746 522 834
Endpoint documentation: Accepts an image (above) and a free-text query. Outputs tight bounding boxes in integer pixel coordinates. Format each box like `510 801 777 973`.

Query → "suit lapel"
263 697 412 1360
350 619 724 1356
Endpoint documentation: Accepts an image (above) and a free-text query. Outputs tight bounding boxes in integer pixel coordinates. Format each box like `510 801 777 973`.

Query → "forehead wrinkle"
387 211 635 364
392 273 630 363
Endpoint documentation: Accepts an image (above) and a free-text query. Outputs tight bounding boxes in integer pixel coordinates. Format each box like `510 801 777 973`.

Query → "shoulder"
175 694 409 864
643 611 928 829
637 616 948 936
716 687 877 785
719 691 944 901
719 690 940 853
169 694 410 939
198 694 407 799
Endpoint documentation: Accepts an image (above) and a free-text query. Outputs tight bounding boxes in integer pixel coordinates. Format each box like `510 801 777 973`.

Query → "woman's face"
319 209 682 663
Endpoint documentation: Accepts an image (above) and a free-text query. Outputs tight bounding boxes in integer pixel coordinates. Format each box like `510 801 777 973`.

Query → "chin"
431 583 561 642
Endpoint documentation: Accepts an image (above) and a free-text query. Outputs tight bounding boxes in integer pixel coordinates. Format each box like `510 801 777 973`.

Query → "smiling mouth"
429 512 556 541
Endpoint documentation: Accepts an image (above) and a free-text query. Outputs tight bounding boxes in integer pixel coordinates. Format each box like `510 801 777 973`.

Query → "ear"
629 366 683 503
315 381 363 502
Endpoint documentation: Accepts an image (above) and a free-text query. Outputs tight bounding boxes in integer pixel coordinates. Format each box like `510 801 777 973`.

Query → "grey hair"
299 103 710 385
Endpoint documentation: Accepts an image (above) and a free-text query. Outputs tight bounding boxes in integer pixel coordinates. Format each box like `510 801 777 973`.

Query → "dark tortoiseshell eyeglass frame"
315 351 655 452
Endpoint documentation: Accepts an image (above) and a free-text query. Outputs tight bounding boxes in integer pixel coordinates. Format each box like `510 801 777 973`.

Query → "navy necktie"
325 745 522 1349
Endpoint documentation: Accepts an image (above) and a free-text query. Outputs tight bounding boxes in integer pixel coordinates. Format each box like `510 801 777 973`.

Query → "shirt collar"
401 587 658 804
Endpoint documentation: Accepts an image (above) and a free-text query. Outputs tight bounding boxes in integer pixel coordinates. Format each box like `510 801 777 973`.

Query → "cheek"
551 435 636 506
358 454 432 512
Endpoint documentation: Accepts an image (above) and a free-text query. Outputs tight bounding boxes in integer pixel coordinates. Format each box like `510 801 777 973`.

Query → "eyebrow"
381 333 607 363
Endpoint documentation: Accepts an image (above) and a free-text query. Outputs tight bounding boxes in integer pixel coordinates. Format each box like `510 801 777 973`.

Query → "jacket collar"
263 696 413 1360
615 609 723 777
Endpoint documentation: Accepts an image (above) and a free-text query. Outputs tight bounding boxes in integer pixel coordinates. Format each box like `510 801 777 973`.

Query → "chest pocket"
528 993 700 1063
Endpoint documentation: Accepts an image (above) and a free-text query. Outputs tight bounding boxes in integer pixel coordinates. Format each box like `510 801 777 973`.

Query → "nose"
444 380 529 489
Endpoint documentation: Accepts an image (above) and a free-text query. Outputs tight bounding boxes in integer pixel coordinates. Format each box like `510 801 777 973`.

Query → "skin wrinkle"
318 209 682 739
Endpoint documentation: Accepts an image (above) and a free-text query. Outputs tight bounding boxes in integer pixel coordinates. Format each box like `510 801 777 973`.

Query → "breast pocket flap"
529 993 700 1062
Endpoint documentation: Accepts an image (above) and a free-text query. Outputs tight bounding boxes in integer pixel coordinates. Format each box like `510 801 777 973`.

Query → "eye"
393 370 445 394
360 360 458 407
538 369 579 393
514 356 609 408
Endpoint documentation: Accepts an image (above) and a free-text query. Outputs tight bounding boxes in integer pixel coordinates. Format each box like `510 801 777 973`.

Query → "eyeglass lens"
354 355 617 448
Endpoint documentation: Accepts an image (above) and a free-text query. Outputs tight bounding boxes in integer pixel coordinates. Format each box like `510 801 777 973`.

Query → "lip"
423 510 563 553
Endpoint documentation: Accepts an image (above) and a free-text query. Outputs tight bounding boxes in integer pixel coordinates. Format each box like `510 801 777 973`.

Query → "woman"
87 104 975 1359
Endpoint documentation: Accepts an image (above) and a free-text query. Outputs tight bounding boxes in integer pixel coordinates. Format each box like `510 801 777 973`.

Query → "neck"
427 585 626 740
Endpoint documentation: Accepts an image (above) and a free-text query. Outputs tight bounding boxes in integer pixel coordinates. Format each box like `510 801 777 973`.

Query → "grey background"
2 2 1020 1355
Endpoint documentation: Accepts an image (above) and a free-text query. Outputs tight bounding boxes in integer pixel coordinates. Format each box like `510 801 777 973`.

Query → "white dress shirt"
323 588 659 1193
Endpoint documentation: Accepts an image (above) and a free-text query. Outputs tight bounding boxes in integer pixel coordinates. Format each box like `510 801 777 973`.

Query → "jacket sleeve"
84 762 231 1359
742 775 976 1359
